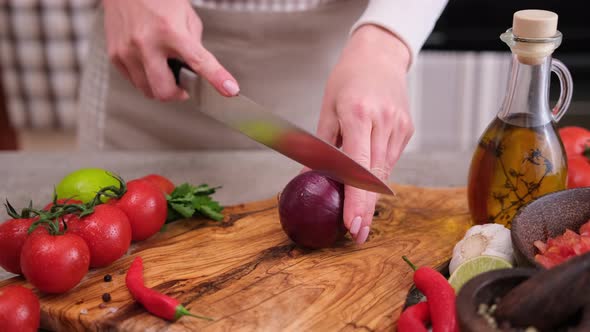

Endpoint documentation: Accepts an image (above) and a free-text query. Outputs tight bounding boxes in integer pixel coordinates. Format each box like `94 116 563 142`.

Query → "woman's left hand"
314 24 414 244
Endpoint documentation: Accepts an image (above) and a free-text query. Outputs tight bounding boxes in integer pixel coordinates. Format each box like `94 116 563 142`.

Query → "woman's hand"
102 0 239 101
315 24 414 244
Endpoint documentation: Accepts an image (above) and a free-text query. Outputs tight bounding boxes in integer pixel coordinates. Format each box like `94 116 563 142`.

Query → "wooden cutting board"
0 184 472 332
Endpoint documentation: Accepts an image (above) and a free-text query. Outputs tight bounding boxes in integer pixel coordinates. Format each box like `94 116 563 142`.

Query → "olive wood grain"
0 184 471 332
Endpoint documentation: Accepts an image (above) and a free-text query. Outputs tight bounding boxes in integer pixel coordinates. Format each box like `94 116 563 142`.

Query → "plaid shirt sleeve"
0 0 98 130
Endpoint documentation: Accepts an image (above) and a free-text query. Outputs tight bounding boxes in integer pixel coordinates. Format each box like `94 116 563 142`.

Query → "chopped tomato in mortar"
534 220 590 268
573 236 590 256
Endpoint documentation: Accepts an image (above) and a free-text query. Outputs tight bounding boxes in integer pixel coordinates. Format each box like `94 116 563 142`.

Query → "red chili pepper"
125 256 213 321
403 256 458 332
397 301 430 332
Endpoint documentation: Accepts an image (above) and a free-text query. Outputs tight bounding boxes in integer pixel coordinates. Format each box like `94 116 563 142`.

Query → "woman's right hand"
102 0 240 101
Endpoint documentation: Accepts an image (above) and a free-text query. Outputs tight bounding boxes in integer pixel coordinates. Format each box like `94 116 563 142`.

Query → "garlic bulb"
449 223 514 275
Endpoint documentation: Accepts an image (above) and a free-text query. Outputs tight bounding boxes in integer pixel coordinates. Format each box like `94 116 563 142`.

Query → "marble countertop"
0 150 471 280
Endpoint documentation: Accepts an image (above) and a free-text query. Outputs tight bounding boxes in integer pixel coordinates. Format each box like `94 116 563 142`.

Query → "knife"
167 59 394 196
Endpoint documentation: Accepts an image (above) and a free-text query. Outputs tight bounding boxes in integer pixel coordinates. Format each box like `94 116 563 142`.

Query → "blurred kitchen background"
0 0 588 152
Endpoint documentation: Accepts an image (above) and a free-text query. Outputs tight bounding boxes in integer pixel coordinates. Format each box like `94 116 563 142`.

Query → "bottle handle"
551 59 573 122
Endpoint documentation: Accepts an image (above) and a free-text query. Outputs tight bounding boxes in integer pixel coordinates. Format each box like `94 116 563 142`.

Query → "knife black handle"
167 58 195 85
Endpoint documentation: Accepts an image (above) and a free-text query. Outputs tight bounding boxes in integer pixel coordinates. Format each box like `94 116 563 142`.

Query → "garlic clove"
460 234 490 259
449 224 514 275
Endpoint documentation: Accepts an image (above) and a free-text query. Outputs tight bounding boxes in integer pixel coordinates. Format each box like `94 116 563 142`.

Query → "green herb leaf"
171 183 194 197
170 202 195 219
166 208 182 224
165 183 224 224
197 205 224 221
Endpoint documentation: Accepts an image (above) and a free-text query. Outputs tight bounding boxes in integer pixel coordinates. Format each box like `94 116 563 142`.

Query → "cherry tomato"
20 228 90 294
0 218 36 274
140 174 175 195
112 179 167 241
68 204 132 268
0 285 40 332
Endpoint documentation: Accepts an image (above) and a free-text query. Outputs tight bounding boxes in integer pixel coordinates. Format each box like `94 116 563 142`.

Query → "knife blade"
168 59 394 196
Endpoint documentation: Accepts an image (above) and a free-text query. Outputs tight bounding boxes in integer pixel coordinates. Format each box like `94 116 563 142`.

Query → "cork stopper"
513 10 558 38
504 10 560 65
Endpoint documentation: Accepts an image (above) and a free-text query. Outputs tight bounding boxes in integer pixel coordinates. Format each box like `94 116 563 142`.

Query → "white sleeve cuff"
350 0 449 68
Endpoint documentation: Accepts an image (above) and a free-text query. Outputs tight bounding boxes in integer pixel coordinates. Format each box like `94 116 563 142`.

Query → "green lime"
448 255 513 293
55 168 120 203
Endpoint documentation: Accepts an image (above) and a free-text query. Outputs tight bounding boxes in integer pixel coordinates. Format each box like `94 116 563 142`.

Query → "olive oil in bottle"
467 10 573 228
467 114 567 227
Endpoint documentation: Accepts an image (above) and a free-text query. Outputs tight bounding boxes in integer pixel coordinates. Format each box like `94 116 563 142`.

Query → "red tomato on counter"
111 179 167 241
140 174 175 195
68 204 132 268
567 155 590 188
559 126 590 188
20 228 90 294
0 218 36 275
0 285 40 332
559 126 590 156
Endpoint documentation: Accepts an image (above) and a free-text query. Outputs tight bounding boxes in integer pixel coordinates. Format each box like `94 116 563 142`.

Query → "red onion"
278 171 346 249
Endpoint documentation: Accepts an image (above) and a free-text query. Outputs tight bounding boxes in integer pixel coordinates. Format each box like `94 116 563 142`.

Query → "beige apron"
77 0 368 150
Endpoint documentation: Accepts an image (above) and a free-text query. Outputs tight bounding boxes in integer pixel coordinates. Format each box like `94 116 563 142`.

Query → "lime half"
448 255 512 293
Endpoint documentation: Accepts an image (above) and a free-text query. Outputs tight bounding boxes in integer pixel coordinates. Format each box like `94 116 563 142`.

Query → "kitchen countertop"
0 150 471 281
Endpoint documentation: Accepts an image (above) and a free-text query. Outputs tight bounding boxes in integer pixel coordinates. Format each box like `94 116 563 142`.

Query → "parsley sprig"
165 183 223 223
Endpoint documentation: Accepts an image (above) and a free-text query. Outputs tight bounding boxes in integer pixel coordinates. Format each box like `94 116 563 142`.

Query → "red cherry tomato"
140 174 175 195
112 179 167 241
0 218 36 274
68 204 132 268
0 285 40 332
20 228 90 294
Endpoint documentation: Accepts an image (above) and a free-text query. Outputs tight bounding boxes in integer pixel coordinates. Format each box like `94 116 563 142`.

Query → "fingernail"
350 216 362 235
222 80 240 96
356 226 370 244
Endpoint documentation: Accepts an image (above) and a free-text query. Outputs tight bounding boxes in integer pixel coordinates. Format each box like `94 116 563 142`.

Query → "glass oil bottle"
467 10 573 228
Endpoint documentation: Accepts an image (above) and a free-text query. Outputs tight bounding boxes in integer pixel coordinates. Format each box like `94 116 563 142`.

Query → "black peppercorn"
103 274 112 282
102 293 111 303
